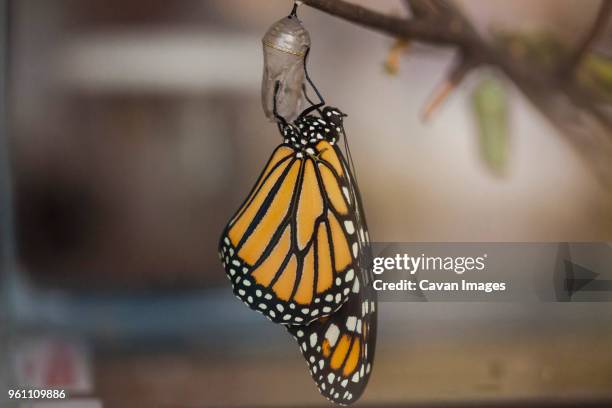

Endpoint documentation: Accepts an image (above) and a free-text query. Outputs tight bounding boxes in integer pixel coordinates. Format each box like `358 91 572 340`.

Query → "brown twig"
403 0 451 20
422 57 475 121
300 0 472 47
403 0 475 120
384 39 411 75
561 0 612 76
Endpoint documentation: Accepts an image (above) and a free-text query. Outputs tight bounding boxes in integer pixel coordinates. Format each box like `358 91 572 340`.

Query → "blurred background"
2 0 612 407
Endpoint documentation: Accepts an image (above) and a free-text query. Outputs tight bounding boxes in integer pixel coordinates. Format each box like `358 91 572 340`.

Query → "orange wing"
219 141 361 325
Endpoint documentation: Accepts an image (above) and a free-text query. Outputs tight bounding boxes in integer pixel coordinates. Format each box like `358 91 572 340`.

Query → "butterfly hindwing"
288 283 377 404
287 142 377 404
219 137 361 325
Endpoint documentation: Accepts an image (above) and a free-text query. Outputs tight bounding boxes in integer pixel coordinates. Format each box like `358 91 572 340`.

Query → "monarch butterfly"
219 5 376 404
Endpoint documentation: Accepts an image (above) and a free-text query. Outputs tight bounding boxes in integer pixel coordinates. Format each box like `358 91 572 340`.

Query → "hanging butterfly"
218 3 377 405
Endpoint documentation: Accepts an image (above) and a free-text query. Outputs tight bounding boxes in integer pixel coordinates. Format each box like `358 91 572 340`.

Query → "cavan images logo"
371 253 507 294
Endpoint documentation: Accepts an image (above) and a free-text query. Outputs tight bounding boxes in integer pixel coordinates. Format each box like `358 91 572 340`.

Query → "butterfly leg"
302 83 317 108
298 48 326 118
273 80 289 133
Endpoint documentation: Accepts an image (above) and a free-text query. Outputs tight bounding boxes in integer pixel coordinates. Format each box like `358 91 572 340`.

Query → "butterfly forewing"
219 141 361 325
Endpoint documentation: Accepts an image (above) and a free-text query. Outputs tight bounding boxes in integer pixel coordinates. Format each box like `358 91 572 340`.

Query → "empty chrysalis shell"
261 13 311 122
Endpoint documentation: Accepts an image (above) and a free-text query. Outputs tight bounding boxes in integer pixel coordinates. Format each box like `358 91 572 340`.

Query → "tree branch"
300 0 612 185
403 0 454 20
301 0 548 81
300 0 472 47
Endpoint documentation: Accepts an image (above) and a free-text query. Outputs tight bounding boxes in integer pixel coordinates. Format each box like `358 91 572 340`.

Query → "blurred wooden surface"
94 329 612 407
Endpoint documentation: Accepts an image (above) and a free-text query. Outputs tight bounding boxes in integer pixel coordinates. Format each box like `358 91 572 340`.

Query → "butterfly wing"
288 283 377 404
287 142 377 404
219 141 361 325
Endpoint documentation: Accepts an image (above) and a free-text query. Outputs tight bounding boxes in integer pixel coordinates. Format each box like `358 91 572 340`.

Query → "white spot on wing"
346 316 357 331
352 277 360 293
342 186 350 202
325 324 340 347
